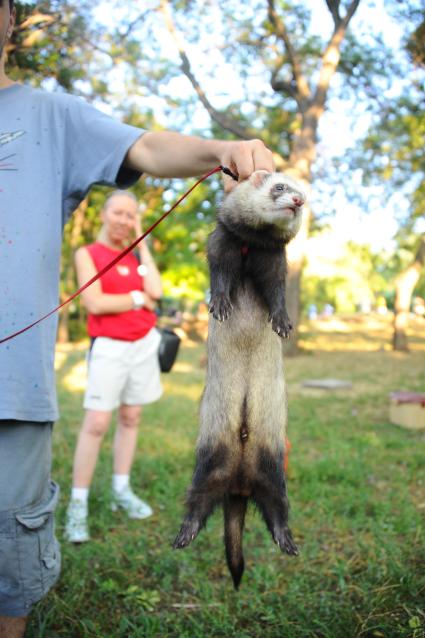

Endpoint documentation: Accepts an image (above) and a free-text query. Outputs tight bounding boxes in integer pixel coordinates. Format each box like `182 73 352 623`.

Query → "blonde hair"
103 190 138 211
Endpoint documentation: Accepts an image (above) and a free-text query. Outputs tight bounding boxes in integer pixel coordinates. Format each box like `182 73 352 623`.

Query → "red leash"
1 165 235 345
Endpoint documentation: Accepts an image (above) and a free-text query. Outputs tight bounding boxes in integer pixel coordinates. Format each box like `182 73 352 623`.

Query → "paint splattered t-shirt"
0 83 143 421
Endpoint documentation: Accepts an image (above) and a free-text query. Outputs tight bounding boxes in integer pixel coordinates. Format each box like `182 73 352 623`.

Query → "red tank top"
85 242 157 341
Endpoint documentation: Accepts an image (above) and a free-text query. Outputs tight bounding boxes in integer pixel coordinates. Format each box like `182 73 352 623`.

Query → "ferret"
173 170 305 588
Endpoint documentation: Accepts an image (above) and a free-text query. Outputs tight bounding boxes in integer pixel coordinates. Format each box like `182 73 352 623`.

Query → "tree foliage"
351 3 424 349
7 1 96 89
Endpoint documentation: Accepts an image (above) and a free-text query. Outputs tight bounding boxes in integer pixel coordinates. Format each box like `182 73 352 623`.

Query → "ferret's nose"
292 195 304 207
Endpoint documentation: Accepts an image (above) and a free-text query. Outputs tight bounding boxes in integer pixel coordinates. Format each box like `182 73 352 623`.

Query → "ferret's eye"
275 184 289 192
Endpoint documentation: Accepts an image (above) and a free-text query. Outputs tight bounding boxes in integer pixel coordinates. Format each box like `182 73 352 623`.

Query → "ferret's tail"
224 495 248 589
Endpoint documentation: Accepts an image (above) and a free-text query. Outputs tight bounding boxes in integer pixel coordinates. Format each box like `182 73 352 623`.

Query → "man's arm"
125 132 274 189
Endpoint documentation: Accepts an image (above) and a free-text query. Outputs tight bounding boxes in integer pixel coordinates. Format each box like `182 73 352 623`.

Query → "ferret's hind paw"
172 520 200 550
274 526 299 556
209 295 233 322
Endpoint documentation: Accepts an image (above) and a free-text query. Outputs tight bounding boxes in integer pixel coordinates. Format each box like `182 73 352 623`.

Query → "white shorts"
83 328 163 411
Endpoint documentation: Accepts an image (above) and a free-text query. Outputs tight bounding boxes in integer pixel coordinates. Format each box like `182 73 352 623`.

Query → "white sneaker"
65 499 90 543
111 486 153 520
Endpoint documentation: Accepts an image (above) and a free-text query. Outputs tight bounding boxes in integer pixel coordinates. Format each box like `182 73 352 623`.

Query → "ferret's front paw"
209 295 233 322
269 311 292 338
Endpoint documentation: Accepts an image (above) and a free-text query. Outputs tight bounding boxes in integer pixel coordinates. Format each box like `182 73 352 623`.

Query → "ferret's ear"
249 170 271 189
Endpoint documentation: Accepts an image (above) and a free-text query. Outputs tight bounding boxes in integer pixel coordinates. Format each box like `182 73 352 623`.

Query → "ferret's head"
221 170 306 241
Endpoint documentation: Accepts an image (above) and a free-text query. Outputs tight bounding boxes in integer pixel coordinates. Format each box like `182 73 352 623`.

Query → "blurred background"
6 0 424 353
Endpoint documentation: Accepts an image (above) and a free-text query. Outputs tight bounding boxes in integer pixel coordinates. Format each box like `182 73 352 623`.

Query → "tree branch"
324 0 341 26
159 0 253 140
118 10 153 42
178 50 253 139
312 0 361 110
267 0 311 104
341 0 361 29
270 72 300 103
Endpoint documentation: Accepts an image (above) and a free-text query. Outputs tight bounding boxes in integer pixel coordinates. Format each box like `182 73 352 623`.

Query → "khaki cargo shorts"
0 421 61 617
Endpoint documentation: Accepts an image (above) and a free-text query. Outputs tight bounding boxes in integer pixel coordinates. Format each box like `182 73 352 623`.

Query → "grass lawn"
27 314 425 638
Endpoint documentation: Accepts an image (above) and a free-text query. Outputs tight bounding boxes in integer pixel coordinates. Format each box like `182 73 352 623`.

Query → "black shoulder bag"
157 327 181 373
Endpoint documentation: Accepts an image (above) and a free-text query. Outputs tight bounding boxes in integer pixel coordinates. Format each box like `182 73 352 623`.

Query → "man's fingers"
222 174 238 193
221 140 275 185
252 142 275 173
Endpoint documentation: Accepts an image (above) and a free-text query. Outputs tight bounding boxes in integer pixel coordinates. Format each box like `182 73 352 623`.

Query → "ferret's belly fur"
200 282 287 469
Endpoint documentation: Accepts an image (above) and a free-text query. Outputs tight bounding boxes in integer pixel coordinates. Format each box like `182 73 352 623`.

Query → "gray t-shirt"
0 83 143 421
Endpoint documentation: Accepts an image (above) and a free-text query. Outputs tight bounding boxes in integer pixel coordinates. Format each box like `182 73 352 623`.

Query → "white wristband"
137 264 149 277
130 290 144 310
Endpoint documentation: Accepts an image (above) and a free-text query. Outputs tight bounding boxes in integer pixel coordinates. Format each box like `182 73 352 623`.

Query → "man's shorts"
0 421 61 617
83 328 163 411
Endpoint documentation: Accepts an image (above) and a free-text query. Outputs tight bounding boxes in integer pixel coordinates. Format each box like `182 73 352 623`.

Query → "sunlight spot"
362 432 381 447
326 46 339 66
163 382 203 401
62 360 87 393
153 433 192 455
299 314 425 353
170 361 196 373
54 350 68 371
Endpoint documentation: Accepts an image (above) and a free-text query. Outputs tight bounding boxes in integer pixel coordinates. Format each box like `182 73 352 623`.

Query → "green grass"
27 316 425 638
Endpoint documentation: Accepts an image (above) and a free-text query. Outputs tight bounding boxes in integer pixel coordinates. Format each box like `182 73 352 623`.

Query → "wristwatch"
130 290 144 310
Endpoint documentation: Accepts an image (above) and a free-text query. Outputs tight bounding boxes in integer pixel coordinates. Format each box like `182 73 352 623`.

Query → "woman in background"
65 190 162 543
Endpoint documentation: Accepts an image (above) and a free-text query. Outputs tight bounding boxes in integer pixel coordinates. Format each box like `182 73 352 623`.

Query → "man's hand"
217 139 275 192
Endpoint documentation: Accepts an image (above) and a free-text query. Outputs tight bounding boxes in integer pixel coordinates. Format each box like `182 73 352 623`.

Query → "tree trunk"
284 203 312 354
283 111 316 355
393 234 425 351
